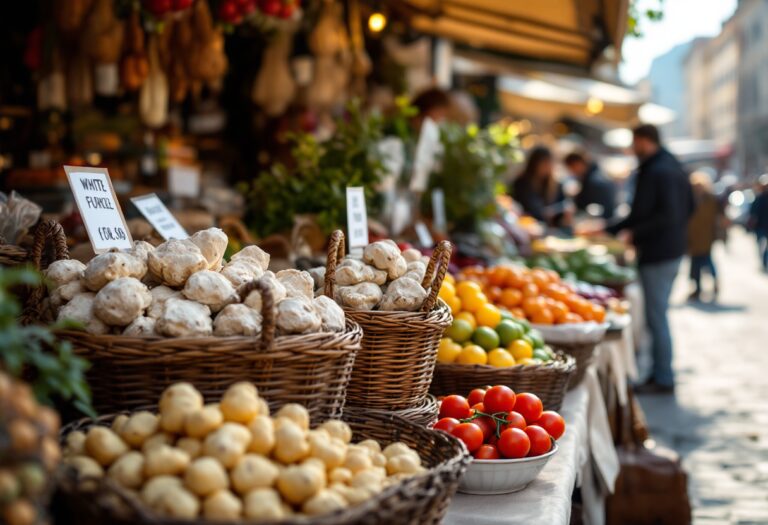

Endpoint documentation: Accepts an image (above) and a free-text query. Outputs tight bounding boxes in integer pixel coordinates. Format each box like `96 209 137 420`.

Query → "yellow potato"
342 448 372 474
246 415 275 455
356 439 381 455
64 431 86 458
151 485 200 518
220 382 260 423
158 383 204 433
203 489 242 520
184 404 223 438
231 454 279 494
273 419 309 464
328 482 371 505
141 433 174 453
328 467 352 485
107 451 144 489
64 456 104 479
386 454 423 476
203 424 250 468
111 414 129 435
85 427 129 467
319 420 352 444
184 457 229 496
141 475 182 507
275 404 309 431
276 464 325 505
308 431 346 470
243 488 287 520
302 489 348 516
119 412 159 448
144 445 190 478
176 437 202 459
382 442 417 460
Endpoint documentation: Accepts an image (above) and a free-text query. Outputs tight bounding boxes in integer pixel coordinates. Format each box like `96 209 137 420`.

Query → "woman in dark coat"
511 146 568 228
687 172 722 300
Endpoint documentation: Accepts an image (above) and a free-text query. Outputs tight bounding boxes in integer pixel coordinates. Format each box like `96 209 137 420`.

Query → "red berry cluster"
144 0 195 17
434 386 565 460
219 0 299 24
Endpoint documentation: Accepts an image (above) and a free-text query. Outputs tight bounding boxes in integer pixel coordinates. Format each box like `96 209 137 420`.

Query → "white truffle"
156 298 213 337
276 270 314 300
379 277 427 312
363 241 407 280
94 277 152 326
123 316 157 337
45 259 86 288
307 267 326 292
190 228 228 271
230 245 270 272
183 271 238 312
335 259 387 286
276 298 322 335
83 252 147 291
337 282 383 311
220 260 264 289
214 305 262 337
130 241 156 264
148 239 208 287
242 271 286 312
50 280 86 311
57 293 110 335
402 261 427 284
147 286 182 319
402 248 422 263
313 296 345 332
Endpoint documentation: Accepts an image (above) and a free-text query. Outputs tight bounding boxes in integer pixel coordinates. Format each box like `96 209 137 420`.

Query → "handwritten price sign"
64 166 133 252
131 193 188 241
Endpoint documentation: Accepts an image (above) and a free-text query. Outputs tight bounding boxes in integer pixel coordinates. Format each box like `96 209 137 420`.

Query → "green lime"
521 334 535 349
495 320 524 346
500 309 513 321
472 326 500 351
533 348 551 362
445 319 474 343
528 329 545 349
517 318 531 333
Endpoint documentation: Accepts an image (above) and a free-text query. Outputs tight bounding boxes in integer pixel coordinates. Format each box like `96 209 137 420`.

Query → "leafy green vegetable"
0 266 95 418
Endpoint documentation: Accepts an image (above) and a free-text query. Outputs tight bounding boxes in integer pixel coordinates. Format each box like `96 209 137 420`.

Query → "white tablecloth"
444 369 619 525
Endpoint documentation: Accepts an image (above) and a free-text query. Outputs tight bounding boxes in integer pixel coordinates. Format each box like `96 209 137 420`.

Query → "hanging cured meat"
139 35 169 128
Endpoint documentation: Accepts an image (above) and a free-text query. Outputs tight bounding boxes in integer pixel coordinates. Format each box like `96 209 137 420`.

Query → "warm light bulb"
586 97 604 115
368 12 387 33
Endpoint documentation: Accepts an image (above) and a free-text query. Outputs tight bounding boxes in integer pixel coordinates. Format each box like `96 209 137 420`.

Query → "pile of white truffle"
45 228 346 338
324 240 433 312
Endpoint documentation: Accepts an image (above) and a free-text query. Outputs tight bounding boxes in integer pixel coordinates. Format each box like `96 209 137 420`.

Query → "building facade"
644 42 693 139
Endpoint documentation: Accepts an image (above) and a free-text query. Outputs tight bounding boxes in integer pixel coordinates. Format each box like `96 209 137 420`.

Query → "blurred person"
511 146 570 228
687 172 722 300
411 87 452 130
564 150 617 219
605 124 694 394
749 176 768 271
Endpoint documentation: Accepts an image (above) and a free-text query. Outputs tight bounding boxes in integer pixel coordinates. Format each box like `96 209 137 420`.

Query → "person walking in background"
564 150 617 219
605 125 694 394
687 172 722 301
512 146 570 228
748 176 768 271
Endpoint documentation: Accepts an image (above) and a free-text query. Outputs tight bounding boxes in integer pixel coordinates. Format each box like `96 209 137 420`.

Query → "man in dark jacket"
564 151 617 219
607 125 694 394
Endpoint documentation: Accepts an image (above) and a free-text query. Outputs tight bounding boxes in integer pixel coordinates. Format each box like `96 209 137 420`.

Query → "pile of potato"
62 382 426 520
0 372 62 525
44 228 346 338
320 240 433 312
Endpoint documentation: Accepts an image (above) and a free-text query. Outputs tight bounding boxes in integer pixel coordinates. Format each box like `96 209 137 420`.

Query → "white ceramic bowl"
458 443 558 495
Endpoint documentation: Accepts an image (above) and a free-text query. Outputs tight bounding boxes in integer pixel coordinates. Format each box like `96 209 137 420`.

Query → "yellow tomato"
444 273 456 285
456 345 488 365
439 281 456 302
455 312 477 329
488 348 516 368
475 303 502 328
508 339 534 360
462 292 488 313
456 281 483 300
517 357 539 366
437 338 462 364
446 295 462 315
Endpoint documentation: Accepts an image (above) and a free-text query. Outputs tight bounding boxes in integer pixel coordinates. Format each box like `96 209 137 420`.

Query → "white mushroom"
83 251 147 291
363 241 407 280
190 228 228 271
148 239 208 287
93 277 152 326
156 298 213 337
379 277 427 312
276 298 322 335
182 271 238 312
336 282 382 311
230 245 270 272
57 293 110 335
276 270 314 301
312 296 345 332
123 316 157 336
45 259 86 288
242 271 286 312
213 305 262 337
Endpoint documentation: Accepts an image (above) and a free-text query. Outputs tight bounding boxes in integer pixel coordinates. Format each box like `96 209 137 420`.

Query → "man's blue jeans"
639 257 681 387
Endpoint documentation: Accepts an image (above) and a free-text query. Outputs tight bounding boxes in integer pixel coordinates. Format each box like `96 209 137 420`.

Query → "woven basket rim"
435 351 576 373
343 300 453 324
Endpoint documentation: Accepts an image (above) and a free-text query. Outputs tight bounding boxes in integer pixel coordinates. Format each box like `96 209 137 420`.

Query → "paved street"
637 229 768 525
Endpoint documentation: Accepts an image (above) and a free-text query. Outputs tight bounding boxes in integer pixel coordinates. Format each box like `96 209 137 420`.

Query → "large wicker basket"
324 231 453 411
55 411 470 525
552 341 601 389
430 351 577 411
57 281 361 422
344 396 439 427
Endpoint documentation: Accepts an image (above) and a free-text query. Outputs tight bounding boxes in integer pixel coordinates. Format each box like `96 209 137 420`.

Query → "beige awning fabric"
401 0 629 68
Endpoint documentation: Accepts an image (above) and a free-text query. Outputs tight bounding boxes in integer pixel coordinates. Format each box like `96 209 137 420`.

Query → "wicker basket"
552 341 601 389
346 395 439 427
430 351 576 411
57 280 361 422
56 410 469 525
324 231 453 411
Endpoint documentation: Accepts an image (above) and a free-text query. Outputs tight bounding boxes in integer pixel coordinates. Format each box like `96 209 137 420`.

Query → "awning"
399 0 629 69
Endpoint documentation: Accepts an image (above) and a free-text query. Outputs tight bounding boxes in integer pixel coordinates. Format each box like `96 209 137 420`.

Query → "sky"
620 0 738 85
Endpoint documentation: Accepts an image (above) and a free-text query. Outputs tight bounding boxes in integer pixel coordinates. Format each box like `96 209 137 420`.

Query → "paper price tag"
410 117 441 192
431 188 447 233
414 221 434 248
346 187 369 249
168 165 201 198
64 166 133 253
131 193 189 241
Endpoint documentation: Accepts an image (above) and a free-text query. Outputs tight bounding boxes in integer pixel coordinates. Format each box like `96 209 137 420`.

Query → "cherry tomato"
433 417 460 434
439 395 471 420
497 428 530 459
483 385 516 414
524 425 552 457
514 393 543 424
486 433 499 446
451 423 484 452
472 415 496 441
536 411 565 440
473 444 500 460
471 402 485 414
502 411 527 431
467 388 487 407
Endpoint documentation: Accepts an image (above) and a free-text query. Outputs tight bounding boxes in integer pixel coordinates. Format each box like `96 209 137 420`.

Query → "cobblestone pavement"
636 229 768 525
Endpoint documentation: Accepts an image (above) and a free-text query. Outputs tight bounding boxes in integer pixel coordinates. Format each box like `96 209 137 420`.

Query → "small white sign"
346 187 369 249
168 165 201 198
131 193 189 241
64 166 133 253
431 188 447 233
410 117 441 192
414 221 434 248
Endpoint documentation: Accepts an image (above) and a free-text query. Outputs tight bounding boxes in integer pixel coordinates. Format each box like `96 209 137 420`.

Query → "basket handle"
237 279 275 351
323 229 345 299
420 240 452 312
21 220 70 325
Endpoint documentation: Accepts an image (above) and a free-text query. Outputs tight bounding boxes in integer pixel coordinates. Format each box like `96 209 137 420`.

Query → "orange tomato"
521 282 540 298
485 286 503 303
511 307 526 319
544 269 561 283
487 267 507 287
550 301 569 323
505 268 525 288
531 269 551 289
522 297 544 317
531 308 554 325
591 304 606 323
500 287 523 308
564 312 584 323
